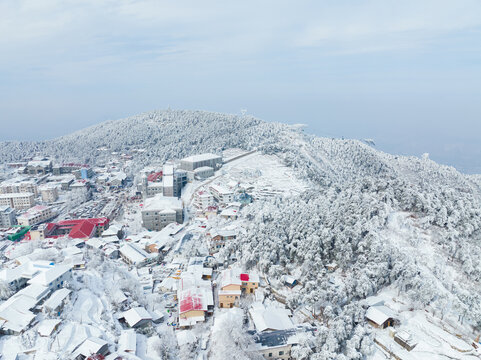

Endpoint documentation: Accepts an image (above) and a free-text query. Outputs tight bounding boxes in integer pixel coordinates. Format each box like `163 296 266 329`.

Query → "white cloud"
1 0 481 60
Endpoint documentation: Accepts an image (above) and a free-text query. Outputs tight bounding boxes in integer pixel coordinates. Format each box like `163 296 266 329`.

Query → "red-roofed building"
147 171 162 182
218 269 259 308
29 218 109 240
178 288 208 327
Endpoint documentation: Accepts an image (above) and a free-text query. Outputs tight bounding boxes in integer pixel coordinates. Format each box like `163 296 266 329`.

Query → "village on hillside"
0 149 479 360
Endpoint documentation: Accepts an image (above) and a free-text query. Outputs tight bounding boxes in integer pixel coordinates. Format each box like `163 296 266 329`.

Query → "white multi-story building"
193 166 214 179
0 206 16 227
27 264 72 291
17 205 56 226
180 153 222 171
209 184 235 203
0 181 38 196
193 191 214 210
39 185 59 203
141 194 183 231
0 193 35 210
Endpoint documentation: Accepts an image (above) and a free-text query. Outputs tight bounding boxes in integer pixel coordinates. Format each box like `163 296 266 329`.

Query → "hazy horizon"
1 1 480 173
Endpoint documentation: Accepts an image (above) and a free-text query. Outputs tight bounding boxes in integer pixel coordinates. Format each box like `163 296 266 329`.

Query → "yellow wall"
219 294 239 308
241 281 258 293
180 310 205 319
221 284 241 291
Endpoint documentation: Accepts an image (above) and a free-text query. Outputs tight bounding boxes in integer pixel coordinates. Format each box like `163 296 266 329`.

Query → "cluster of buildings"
218 268 259 308
177 257 214 328
136 153 225 232
28 217 110 241
139 153 222 202
141 195 184 232
16 205 57 227
0 260 72 335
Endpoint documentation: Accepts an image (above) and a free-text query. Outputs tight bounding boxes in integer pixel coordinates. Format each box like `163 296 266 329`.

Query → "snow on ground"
368 287 480 360
220 152 308 198
70 289 104 325
370 310 479 360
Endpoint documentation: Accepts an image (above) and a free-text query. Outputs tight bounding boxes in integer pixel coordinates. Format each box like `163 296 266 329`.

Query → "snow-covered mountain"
1 110 480 358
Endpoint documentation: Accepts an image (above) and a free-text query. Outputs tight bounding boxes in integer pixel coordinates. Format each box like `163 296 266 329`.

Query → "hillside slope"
1 110 480 358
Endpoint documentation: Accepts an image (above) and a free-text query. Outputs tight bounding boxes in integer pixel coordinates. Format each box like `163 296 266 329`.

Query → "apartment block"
0 193 35 210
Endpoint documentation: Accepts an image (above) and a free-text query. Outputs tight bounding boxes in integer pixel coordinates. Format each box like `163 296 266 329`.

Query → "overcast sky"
1 0 480 173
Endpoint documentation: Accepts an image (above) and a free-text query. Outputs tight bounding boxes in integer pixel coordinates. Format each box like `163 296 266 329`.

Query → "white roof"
122 307 152 327
219 268 241 288
27 265 71 287
103 245 119 256
210 229 237 238
143 194 183 212
16 284 50 301
101 225 121 237
0 264 27 283
210 184 232 195
0 295 36 333
86 237 104 249
43 288 71 311
27 159 51 167
37 319 61 336
249 304 294 332
75 337 108 357
220 208 238 216
163 164 174 176
0 192 34 199
181 153 221 163
159 277 177 291
281 275 297 284
119 243 150 264
179 315 205 328
17 205 52 221
366 305 396 326
194 166 214 173
118 330 137 353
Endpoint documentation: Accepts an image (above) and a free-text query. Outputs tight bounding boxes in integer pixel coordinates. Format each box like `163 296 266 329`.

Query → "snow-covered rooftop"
43 288 71 311
249 304 294 332
143 194 183 211
122 307 152 327
365 305 396 326
118 329 136 353
181 153 221 163
27 265 71 287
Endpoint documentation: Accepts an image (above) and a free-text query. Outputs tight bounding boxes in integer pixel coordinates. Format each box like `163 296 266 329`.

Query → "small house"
118 329 136 353
394 330 417 351
121 307 152 328
74 337 109 360
365 305 396 329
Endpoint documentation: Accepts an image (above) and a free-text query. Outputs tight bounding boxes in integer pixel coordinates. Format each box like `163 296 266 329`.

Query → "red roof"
69 221 96 238
147 171 162 182
45 218 109 239
240 273 249 281
87 355 105 360
179 290 206 314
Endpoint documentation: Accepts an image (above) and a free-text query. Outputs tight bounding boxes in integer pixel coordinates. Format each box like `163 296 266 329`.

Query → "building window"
268 353 272 357
279 351 284 355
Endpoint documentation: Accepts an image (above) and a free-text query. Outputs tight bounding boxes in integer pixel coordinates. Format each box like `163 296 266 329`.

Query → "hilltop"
0 110 480 358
